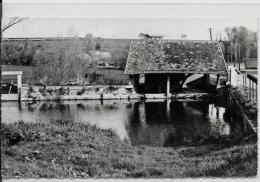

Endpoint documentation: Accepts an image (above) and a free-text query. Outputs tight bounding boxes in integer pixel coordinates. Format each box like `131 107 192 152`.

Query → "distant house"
124 37 228 96
90 51 118 69
77 53 92 61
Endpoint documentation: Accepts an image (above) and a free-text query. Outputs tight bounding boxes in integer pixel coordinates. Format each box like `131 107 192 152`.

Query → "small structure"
244 58 257 69
1 71 23 101
124 37 228 97
90 51 118 69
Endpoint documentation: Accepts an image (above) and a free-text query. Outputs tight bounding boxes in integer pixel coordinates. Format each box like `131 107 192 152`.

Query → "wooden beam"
179 73 193 89
216 74 220 89
2 71 23 76
17 74 22 90
166 75 170 97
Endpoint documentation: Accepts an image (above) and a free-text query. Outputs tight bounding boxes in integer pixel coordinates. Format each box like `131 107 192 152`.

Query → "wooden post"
17 74 22 101
216 74 220 89
245 74 247 86
203 74 209 88
166 75 170 97
17 74 22 90
229 69 232 84
243 74 245 87
166 99 171 121
254 82 256 100
252 82 254 99
245 75 247 93
133 75 139 93
249 80 252 100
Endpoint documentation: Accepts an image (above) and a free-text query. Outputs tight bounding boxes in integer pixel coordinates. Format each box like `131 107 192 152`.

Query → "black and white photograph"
1 1 259 180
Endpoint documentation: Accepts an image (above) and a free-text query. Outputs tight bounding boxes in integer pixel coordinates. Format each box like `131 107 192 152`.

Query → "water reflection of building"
2 100 249 147
126 100 231 147
208 104 230 136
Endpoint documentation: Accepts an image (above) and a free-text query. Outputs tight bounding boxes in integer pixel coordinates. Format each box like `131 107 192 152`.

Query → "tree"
1 17 28 34
33 38 92 85
223 26 257 65
84 33 95 54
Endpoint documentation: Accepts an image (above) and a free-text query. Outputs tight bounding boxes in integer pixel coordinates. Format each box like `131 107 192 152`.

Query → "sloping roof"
124 39 228 75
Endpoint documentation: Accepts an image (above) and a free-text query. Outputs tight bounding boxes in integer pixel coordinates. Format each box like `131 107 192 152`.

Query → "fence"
228 67 257 102
242 73 257 101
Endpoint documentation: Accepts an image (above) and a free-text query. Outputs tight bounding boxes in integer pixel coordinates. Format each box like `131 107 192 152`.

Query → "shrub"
1 123 24 146
76 88 86 95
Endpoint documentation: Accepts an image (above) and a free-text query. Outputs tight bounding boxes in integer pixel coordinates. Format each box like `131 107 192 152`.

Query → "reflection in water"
1 99 250 147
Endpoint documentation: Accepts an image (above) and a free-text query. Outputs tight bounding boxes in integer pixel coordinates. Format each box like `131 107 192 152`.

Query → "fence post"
243 74 244 87
245 74 247 90
249 79 251 100
229 68 232 84
252 82 254 100
254 82 256 100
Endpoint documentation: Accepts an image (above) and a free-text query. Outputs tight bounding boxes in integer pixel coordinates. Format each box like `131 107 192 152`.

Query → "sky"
2 18 257 40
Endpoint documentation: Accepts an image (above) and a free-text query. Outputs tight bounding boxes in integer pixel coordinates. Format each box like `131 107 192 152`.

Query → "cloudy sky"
2 18 257 40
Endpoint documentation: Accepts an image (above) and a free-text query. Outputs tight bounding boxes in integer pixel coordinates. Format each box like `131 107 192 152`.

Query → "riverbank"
230 86 257 121
229 86 257 131
1 84 213 101
1 120 257 178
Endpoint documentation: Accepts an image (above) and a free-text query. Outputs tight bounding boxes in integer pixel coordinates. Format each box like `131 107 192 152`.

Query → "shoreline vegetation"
230 86 257 124
1 120 257 178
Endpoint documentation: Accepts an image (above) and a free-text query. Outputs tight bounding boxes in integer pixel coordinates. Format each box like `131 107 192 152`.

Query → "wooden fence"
242 73 257 102
228 66 257 102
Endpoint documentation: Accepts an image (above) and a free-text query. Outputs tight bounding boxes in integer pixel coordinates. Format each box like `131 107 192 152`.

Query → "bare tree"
1 17 28 33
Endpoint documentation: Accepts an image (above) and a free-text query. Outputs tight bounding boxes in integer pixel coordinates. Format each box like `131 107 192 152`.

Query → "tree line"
1 34 130 85
219 26 257 64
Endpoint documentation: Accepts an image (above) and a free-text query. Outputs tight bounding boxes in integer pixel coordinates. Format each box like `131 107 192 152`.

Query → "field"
1 120 257 178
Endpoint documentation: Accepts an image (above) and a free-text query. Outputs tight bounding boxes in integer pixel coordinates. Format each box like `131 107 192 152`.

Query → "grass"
1 120 257 178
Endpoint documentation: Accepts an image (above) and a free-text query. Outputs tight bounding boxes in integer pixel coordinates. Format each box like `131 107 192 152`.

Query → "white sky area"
2 18 257 40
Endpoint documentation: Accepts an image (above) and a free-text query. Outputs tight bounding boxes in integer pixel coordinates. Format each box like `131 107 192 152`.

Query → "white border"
2 0 260 4
1 1 260 182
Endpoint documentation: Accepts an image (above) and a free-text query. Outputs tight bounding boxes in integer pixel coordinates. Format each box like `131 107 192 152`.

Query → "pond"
1 99 251 147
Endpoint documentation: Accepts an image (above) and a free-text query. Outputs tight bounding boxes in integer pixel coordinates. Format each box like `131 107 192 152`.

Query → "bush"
1 124 24 146
231 86 257 121
76 88 86 95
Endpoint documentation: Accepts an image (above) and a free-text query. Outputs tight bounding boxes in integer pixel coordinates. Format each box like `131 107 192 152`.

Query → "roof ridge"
136 39 217 43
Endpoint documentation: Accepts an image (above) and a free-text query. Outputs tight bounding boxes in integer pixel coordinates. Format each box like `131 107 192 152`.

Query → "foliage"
1 40 36 65
222 26 257 63
33 38 93 85
101 39 131 70
1 17 27 33
76 88 86 95
83 33 96 54
1 37 131 85
230 86 257 122
84 68 129 85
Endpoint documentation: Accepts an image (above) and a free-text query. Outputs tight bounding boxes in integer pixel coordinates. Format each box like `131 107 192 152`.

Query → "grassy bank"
1 120 257 178
230 86 257 124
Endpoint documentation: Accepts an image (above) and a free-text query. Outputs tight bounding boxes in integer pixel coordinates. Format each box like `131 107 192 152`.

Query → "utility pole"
208 28 213 41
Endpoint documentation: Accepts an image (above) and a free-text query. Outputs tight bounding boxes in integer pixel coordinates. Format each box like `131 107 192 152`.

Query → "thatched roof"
124 39 228 75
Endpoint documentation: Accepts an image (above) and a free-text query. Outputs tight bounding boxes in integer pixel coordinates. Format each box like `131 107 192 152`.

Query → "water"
1 99 250 147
